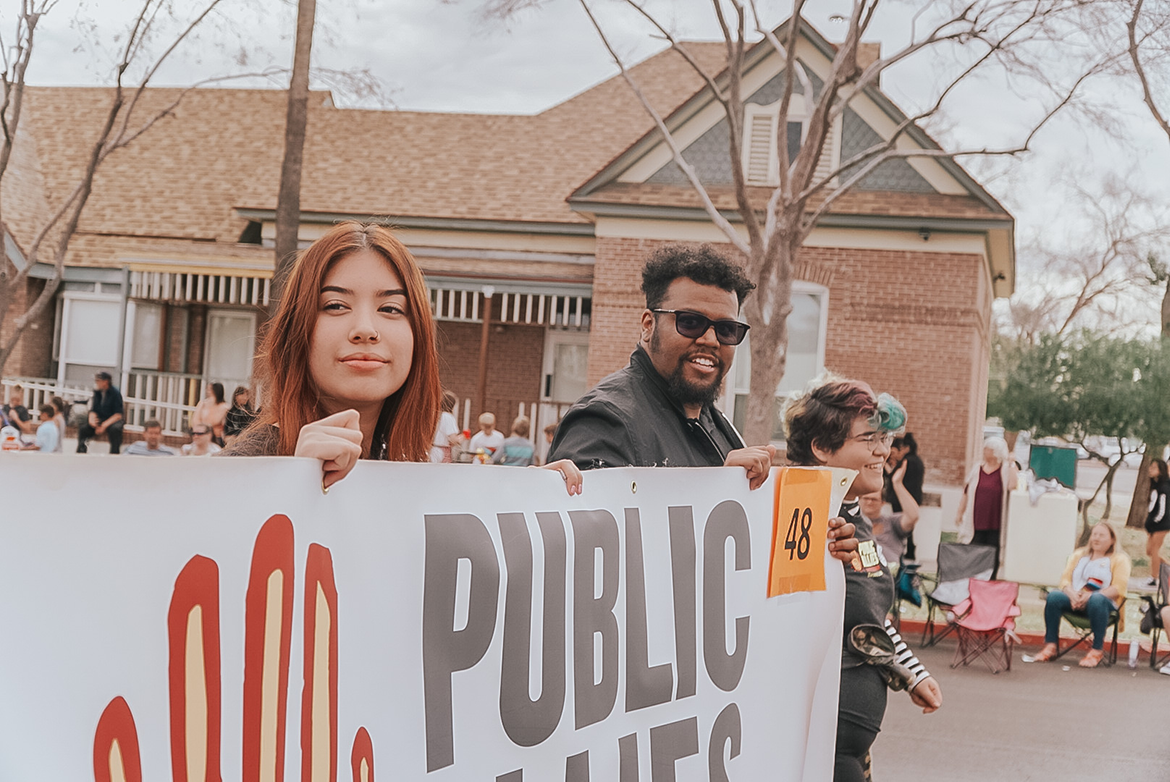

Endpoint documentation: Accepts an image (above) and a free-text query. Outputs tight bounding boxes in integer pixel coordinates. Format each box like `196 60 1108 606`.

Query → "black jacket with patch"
547 346 744 470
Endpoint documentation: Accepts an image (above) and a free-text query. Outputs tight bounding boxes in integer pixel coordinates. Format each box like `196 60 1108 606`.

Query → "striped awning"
429 286 589 328
129 269 271 306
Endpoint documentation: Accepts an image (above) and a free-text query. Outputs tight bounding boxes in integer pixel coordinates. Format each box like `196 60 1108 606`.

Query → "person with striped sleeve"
783 378 942 782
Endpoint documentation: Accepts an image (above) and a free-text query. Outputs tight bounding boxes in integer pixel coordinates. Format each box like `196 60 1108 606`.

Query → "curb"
896 618 1165 660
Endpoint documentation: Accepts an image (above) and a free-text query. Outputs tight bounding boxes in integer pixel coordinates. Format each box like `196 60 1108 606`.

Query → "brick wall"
590 236 993 486
0 277 55 378
435 306 545 429
186 305 206 375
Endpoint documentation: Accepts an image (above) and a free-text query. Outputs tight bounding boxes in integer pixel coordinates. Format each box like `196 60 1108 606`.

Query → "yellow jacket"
1058 547 1131 630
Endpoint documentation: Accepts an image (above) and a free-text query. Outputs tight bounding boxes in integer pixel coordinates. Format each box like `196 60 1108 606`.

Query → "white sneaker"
1159 664 1170 676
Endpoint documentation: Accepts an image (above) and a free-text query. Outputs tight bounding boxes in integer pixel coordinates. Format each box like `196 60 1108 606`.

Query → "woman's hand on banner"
536 459 584 496
295 409 363 490
826 516 858 562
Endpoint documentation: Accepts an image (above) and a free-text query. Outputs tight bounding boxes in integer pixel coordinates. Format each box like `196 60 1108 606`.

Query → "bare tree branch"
576 0 750 256
1128 0 1170 144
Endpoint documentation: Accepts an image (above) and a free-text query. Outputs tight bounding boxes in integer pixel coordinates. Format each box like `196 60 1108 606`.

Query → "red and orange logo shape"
93 515 374 782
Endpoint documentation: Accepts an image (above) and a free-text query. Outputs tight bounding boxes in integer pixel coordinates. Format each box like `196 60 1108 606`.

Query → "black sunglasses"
651 309 750 346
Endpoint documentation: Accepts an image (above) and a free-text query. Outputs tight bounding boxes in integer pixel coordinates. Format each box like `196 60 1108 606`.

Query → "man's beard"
652 331 726 412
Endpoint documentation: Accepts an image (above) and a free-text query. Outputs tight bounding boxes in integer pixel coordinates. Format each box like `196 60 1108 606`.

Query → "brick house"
1 21 1011 487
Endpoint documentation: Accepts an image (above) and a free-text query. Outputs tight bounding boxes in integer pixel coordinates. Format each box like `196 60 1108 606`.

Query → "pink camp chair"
950 579 1021 674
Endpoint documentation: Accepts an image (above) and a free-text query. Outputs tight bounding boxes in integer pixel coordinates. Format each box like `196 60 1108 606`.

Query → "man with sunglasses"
549 245 761 477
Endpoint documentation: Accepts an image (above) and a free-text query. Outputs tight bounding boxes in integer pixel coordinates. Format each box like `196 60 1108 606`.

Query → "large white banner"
0 457 847 781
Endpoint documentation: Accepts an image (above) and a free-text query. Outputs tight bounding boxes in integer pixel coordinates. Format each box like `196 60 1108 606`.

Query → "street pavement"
873 639 1169 780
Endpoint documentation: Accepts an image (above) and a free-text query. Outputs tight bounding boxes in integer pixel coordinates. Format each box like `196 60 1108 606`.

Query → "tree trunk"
271 0 317 302
1161 275 1170 337
1128 450 1153 529
740 239 796 447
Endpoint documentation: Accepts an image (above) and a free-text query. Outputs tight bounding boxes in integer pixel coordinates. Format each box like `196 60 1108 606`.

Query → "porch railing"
4 376 573 452
3 372 249 437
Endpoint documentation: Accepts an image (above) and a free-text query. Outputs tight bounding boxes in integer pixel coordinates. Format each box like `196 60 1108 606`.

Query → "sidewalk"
874 639 1169 780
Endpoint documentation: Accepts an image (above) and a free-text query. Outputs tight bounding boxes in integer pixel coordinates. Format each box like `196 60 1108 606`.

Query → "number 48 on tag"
768 468 832 597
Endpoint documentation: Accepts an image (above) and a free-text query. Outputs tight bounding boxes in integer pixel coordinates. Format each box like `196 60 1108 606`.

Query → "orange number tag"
767 467 832 597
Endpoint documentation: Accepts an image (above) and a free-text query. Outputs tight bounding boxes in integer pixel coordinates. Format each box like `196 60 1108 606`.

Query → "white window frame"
719 280 829 442
56 290 122 387
202 308 257 384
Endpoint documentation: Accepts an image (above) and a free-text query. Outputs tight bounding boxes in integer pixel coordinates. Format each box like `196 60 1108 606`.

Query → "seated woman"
191 382 231 445
784 377 941 782
222 221 582 495
1034 522 1131 668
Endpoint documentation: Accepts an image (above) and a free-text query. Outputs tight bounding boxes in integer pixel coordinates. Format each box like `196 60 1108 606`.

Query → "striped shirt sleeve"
884 618 930 688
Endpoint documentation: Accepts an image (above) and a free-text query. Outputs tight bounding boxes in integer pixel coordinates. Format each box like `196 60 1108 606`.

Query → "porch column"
475 285 494 417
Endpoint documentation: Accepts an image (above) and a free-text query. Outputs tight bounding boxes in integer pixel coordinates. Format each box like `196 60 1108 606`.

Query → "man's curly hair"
641 244 755 309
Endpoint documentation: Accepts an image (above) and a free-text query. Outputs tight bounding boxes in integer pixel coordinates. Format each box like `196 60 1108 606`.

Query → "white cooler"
1001 488 1079 586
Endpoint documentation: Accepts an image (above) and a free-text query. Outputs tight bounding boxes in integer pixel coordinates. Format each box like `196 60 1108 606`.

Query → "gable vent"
744 111 777 186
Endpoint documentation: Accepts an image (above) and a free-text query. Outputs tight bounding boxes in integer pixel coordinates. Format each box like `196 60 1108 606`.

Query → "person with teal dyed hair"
784 376 941 782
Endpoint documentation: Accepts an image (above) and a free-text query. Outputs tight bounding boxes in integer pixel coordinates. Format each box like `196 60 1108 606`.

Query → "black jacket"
547 346 744 470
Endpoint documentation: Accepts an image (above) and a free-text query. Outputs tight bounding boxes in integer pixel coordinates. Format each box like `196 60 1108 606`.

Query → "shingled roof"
11 42 726 268
10 34 1005 272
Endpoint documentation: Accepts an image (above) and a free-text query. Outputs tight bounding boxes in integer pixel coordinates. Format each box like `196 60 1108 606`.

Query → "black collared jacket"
547 346 745 470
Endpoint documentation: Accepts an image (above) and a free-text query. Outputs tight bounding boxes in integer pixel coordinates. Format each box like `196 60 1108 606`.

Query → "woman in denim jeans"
1034 522 1131 668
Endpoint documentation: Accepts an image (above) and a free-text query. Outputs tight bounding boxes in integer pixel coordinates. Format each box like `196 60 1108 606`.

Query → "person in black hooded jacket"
1145 458 1170 586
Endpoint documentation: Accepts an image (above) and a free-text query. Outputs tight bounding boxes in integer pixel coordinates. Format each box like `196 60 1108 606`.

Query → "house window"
129 302 164 371
728 283 828 441
742 98 840 188
58 292 120 386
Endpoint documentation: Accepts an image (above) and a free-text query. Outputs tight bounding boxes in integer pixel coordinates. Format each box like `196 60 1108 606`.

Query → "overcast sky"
14 0 1170 328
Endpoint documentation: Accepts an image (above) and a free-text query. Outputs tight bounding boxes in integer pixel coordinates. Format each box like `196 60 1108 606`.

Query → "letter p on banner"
767 468 831 597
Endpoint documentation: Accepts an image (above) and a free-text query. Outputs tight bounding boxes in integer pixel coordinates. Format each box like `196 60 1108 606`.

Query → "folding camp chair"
921 543 997 647
1146 561 1170 670
950 579 1020 673
891 561 922 631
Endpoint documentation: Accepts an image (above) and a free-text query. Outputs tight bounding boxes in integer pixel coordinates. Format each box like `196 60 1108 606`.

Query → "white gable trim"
616 52 780 183
610 35 965 196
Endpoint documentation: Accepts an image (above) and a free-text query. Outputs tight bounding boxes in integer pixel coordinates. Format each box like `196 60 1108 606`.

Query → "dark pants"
835 665 887 782
1045 590 1113 650
971 529 1000 580
77 421 123 454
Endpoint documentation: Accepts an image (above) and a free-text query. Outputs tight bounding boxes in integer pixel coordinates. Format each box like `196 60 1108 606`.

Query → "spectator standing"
1 385 32 435
182 425 222 456
865 461 921 565
223 386 256 446
884 432 925 559
1144 458 1170 585
191 382 230 445
493 416 536 466
123 420 178 456
77 372 125 454
430 390 461 463
1033 522 1131 668
50 396 67 453
955 436 1018 580
469 412 505 462
20 405 59 453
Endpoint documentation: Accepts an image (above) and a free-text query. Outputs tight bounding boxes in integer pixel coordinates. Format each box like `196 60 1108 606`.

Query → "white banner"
0 457 847 781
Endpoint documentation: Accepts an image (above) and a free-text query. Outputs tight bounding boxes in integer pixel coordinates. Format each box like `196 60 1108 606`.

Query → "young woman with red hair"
224 221 582 494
